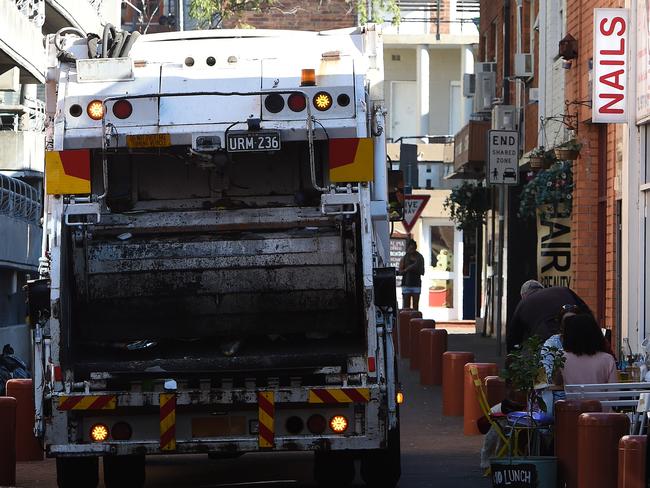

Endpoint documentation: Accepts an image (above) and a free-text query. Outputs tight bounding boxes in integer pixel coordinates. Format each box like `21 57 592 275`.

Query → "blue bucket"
490 456 557 488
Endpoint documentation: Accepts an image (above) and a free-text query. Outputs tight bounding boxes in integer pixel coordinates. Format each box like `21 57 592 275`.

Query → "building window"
426 179 432 188
392 54 401 61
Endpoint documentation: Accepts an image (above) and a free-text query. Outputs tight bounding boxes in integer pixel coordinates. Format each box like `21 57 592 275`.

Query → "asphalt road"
15 331 500 488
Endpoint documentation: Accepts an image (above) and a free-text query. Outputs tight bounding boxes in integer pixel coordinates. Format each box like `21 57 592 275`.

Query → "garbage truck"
27 24 400 488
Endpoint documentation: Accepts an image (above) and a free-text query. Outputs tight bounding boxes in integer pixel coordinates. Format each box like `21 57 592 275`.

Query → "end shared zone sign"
488 130 519 186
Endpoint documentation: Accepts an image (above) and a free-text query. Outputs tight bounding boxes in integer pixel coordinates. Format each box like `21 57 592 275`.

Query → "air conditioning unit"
514 53 534 78
473 71 496 113
475 62 497 73
529 87 540 102
491 105 516 130
463 73 476 97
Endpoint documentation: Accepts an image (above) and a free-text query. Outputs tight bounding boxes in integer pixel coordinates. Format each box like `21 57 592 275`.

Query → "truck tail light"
264 93 285 113
285 416 304 434
368 357 376 373
87 100 105 120
112 99 133 119
329 415 348 433
288 93 306 112
90 423 109 442
313 92 332 111
111 421 132 440
396 392 404 404
307 414 326 434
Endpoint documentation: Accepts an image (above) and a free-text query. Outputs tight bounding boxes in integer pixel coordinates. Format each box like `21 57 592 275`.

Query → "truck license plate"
226 131 281 152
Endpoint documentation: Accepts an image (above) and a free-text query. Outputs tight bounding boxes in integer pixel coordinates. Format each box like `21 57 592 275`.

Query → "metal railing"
0 174 41 223
14 0 45 27
0 96 45 132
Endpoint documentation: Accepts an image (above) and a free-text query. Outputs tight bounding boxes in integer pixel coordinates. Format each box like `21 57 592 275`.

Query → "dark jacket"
505 286 588 353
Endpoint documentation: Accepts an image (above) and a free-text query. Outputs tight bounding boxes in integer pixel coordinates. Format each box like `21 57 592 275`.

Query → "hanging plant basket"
554 148 579 160
529 156 545 169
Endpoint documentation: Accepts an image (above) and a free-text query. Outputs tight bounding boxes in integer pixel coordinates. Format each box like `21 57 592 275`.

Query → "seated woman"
558 313 618 385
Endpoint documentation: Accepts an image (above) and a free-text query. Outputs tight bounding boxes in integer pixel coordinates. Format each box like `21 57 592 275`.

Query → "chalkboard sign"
390 238 406 287
491 462 537 488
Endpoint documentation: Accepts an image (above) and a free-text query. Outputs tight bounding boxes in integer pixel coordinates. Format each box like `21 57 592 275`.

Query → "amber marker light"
87 100 105 120
329 415 348 433
313 91 333 111
396 392 405 404
90 423 109 442
301 68 316 86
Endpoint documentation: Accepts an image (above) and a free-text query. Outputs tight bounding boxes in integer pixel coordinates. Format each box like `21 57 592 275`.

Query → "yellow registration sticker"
126 133 171 148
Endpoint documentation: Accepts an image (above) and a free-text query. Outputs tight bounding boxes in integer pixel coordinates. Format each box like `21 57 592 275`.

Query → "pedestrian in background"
399 239 425 310
506 280 589 353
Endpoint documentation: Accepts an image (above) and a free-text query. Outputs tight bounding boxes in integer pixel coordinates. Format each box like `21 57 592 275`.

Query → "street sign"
488 130 519 186
402 194 430 233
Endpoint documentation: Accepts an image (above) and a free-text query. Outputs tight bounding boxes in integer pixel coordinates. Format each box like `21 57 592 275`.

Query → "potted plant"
490 336 565 488
518 161 573 219
442 181 490 232
554 139 582 160
528 147 547 170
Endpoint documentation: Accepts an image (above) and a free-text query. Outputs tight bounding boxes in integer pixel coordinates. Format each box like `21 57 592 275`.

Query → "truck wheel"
56 457 99 488
360 429 401 488
313 451 355 487
103 455 146 488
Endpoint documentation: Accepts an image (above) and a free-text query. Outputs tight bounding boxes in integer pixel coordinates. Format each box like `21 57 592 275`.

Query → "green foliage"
502 336 565 415
443 182 490 232
518 160 573 219
349 0 401 25
188 0 276 29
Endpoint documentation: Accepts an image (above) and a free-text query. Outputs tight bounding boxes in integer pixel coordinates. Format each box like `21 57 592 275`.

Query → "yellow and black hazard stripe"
57 395 117 411
308 388 370 404
258 391 275 449
160 393 176 451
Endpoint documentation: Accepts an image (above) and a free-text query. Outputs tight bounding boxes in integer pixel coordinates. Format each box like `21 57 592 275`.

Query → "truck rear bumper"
48 434 383 457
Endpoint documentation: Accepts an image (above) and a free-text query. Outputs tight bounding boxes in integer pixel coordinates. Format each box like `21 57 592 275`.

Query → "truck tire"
103 455 145 488
56 457 99 488
313 451 355 487
360 428 401 488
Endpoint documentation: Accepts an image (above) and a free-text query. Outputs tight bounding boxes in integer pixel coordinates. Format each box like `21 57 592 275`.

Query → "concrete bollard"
398 310 422 359
555 399 603 488
409 319 435 371
618 435 646 488
484 376 506 407
463 363 498 435
6 379 43 461
419 329 448 386
0 396 17 486
577 412 629 488
442 351 475 416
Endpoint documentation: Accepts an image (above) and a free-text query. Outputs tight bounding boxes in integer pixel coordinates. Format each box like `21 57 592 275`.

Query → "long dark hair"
562 313 608 356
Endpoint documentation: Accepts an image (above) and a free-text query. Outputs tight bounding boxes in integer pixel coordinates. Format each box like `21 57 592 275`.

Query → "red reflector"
111 421 133 440
54 366 62 382
368 357 376 372
288 93 306 112
307 414 326 434
112 99 133 119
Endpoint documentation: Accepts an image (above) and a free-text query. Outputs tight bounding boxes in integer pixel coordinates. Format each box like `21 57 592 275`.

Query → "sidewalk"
398 330 503 487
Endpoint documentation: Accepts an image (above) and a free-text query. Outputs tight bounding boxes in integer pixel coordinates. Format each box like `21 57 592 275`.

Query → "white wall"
385 47 462 139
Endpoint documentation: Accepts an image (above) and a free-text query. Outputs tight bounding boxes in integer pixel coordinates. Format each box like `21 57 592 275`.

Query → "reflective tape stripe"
308 388 370 404
258 391 275 449
57 395 116 411
160 393 176 451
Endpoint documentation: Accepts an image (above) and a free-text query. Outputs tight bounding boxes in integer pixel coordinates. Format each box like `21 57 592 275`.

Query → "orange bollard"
484 376 506 407
0 397 17 486
577 412 629 488
409 319 435 371
398 310 422 359
442 351 474 416
555 399 603 488
419 329 448 386
618 435 646 488
6 379 43 461
463 363 498 435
